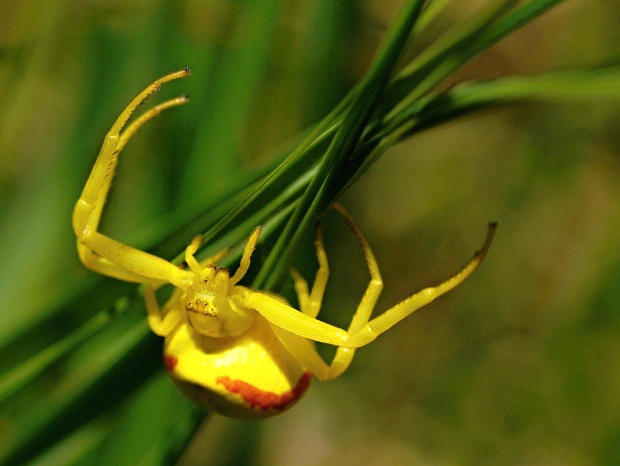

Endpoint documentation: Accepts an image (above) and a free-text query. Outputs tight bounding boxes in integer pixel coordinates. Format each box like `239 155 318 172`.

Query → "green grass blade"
0 311 110 403
0 318 158 465
179 0 281 204
254 0 427 290
394 64 620 141
472 0 568 54
384 0 519 121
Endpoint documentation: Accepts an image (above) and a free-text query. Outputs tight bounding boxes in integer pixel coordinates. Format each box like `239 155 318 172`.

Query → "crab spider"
73 69 496 419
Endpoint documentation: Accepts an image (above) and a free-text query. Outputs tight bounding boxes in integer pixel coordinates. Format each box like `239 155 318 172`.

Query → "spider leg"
355 222 496 340
290 268 310 314
73 69 191 287
144 285 185 337
184 235 206 276
245 221 495 351
270 325 351 381
274 206 382 380
331 204 384 332
185 234 237 274
290 223 329 318
77 233 188 287
230 226 262 286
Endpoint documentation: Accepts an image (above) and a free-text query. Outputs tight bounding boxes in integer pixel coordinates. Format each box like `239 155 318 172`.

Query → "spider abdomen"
163 315 311 419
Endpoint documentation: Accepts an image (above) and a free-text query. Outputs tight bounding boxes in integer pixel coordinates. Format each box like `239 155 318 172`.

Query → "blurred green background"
1 0 619 465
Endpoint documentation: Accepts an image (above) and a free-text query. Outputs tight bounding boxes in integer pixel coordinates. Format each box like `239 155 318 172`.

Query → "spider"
73 69 496 419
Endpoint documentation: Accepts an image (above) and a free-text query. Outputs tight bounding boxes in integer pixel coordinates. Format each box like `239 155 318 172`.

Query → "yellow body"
164 316 311 418
73 69 495 418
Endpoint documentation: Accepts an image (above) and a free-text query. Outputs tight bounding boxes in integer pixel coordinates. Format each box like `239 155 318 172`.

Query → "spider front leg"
73 69 192 288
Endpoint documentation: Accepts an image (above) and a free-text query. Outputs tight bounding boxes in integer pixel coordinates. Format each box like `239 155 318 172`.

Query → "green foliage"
0 0 618 464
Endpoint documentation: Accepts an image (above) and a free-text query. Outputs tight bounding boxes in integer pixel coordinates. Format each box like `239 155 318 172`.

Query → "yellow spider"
73 69 496 419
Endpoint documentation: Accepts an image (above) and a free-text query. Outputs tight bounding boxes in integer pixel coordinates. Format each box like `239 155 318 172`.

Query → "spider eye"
186 298 217 317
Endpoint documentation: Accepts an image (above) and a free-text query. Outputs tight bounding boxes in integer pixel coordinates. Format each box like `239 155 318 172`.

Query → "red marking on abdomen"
164 354 178 372
216 372 312 411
